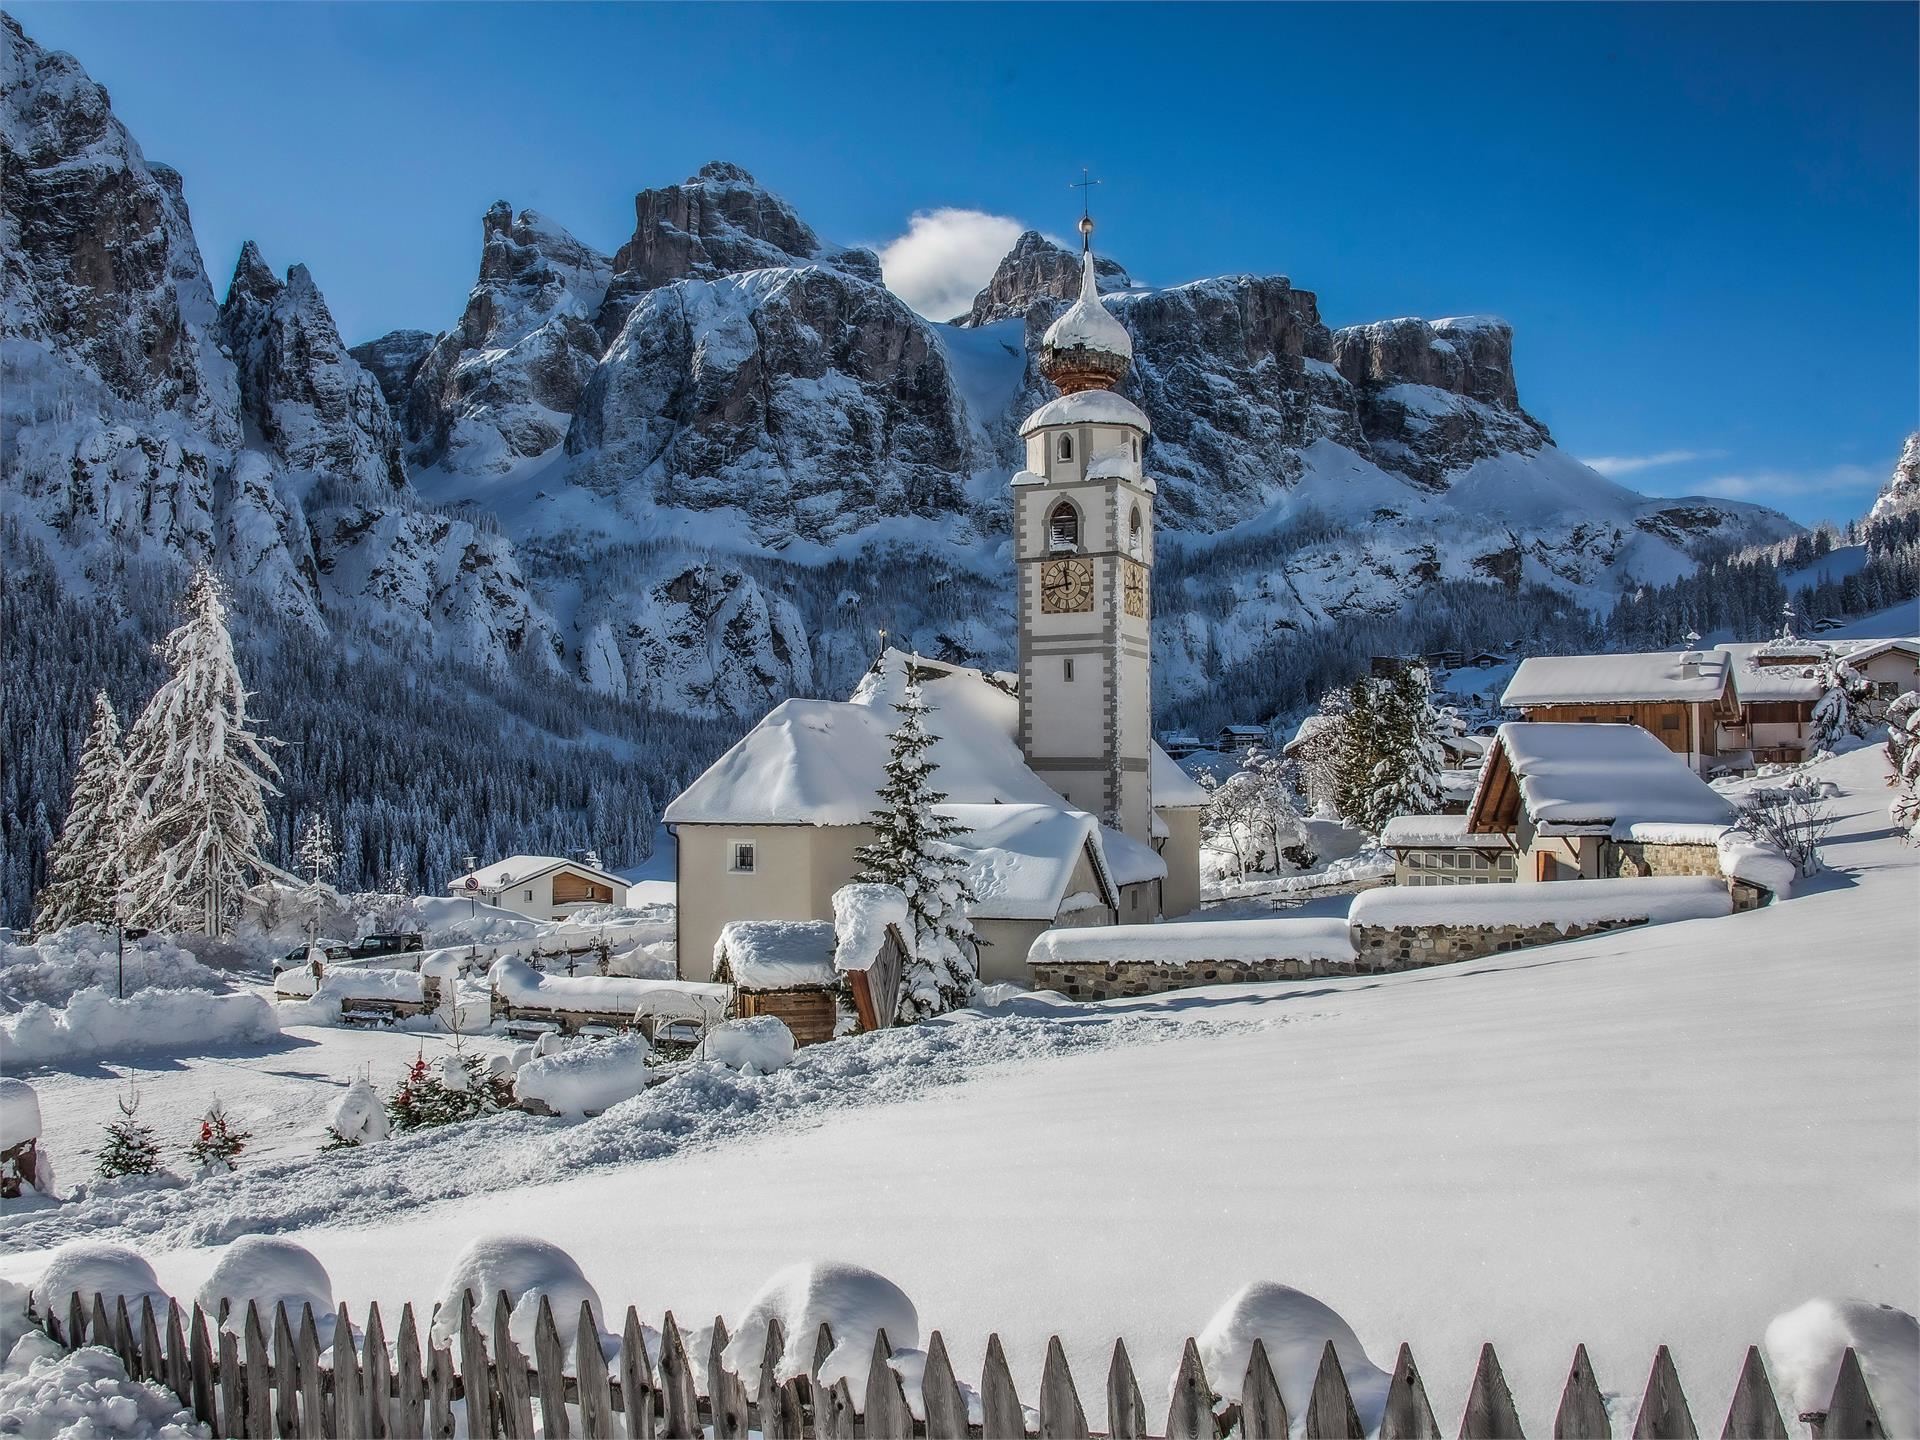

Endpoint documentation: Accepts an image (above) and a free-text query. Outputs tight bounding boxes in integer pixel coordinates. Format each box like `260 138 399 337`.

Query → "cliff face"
960 229 1131 326
1870 432 1920 524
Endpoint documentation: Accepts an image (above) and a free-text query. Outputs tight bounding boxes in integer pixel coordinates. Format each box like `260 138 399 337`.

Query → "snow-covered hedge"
1765 1298 1917 1439
0 926 227 1010
197 1237 337 1346
1349 875 1732 930
514 1034 652 1117
29 1242 171 1327
1 987 278 1069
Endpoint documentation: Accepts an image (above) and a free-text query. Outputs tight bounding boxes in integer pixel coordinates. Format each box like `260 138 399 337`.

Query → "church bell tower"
1015 212 1155 843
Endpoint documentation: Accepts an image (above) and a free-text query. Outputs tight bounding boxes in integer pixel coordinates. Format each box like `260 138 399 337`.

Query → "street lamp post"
113 889 129 1000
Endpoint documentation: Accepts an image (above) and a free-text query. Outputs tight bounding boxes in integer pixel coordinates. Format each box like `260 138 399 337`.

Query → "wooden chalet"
1501 651 1739 774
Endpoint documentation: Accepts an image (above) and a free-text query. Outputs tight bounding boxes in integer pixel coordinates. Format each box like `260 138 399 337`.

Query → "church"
663 221 1209 984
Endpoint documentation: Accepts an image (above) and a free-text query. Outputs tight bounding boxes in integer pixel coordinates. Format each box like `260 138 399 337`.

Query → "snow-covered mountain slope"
3 12 1798 732
1871 431 1920 523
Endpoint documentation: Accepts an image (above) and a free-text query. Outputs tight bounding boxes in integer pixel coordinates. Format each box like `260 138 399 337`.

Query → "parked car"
327 932 424 963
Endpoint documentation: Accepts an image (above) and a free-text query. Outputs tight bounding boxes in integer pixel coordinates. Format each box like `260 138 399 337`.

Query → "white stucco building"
449 855 628 921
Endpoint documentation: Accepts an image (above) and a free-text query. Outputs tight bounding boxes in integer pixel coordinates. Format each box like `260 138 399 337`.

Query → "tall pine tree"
1367 666 1448 828
853 661 980 1019
32 691 136 934
120 570 282 938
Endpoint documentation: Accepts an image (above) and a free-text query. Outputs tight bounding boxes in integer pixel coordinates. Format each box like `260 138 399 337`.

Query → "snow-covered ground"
2 747 1913 1433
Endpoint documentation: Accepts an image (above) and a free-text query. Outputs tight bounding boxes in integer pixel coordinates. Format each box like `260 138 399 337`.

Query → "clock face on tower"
1124 559 1147 618
1040 557 1094 613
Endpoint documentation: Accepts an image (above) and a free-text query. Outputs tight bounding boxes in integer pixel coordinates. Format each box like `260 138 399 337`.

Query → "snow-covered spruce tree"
294 813 340 888
1809 658 1872 755
186 1099 251 1174
853 663 979 1019
95 1086 162 1180
1365 666 1448 830
1887 690 1920 840
386 1050 513 1133
119 569 282 938
1332 676 1387 829
32 690 137 934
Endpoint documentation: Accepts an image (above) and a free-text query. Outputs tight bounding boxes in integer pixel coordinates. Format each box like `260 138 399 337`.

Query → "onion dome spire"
1039 215 1131 395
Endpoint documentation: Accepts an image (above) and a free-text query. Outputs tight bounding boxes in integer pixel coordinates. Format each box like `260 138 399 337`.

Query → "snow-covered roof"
831 884 911 974
0 1078 41 1150
1379 813 1511 849
489 957 727 1018
1152 746 1212 808
1101 824 1169 887
941 803 1113 921
1283 714 1341 756
1832 636 1918 665
1041 250 1134 361
1028 917 1354 969
1019 388 1151 438
1502 651 1731 706
1721 644 1825 704
1470 722 1737 833
452 855 625 893
715 920 839 990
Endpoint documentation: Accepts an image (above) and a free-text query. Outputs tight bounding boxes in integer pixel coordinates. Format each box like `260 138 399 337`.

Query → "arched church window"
1057 433 1074 463
1131 436 1139 462
1048 501 1080 553
1129 505 1143 558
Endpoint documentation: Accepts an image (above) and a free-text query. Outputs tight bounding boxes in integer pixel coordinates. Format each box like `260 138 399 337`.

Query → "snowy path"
3 748 1914 1433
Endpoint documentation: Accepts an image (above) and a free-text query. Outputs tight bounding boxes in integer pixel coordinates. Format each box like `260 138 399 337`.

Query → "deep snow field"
2 746 1914 1432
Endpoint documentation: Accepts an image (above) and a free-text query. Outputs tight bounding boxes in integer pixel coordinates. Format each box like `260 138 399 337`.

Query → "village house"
448 854 628 922
663 227 1212 986
1501 651 1738 773
1380 813 1518 885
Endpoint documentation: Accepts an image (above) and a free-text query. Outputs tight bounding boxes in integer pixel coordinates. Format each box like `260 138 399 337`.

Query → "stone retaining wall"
1350 914 1647 969
1032 954 1378 1001
1606 843 1768 912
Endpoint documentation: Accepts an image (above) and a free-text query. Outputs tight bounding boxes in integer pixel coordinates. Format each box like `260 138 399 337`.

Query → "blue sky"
12 2 1915 526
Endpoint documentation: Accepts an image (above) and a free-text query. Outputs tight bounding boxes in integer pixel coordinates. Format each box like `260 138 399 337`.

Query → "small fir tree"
119 569 281 937
33 691 137 934
96 1084 162 1180
294 813 341 888
852 661 980 1019
1809 658 1872 754
385 1049 513 1133
186 1099 251 1173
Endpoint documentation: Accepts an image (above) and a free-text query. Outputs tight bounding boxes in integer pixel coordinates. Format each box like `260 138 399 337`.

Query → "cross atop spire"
1071 167 1101 251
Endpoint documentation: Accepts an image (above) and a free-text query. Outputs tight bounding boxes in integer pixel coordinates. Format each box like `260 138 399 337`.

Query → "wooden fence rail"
31 1289 1891 1440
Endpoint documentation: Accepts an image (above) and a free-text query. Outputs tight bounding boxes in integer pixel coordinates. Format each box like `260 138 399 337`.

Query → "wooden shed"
713 921 844 1047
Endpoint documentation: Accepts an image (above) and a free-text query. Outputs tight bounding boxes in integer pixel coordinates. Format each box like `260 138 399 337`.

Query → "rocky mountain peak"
693 160 759 186
960 229 1132 326
227 240 282 305
1870 431 1920 524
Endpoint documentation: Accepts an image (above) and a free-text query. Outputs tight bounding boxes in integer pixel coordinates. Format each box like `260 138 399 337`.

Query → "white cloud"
877 208 1027 321
1583 449 1721 477
1691 463 1885 501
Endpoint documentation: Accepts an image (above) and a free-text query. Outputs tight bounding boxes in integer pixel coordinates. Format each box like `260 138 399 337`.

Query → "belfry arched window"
1048 501 1080 553
1057 433 1074 463
1129 505 1144 558
1131 436 1140 462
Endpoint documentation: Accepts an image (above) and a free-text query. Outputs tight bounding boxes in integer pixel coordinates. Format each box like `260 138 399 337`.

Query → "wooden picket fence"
34 1285 1894 1440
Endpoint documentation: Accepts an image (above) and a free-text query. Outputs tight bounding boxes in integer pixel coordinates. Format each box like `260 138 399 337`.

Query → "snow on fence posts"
22 1284 1894 1440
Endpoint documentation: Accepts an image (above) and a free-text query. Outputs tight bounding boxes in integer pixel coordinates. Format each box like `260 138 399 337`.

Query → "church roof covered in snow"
1502 651 1732 706
1468 722 1737 835
1018 387 1151 437
1042 250 1134 362
941 804 1116 921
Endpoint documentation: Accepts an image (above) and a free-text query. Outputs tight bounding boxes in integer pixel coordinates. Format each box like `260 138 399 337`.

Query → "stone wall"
1032 954 1379 1001
1604 842 1768 912
1351 915 1647 970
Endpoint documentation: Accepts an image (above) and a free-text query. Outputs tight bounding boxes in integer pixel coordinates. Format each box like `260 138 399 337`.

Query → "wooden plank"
296 1307 324 1440
1820 1347 1884 1440
395 1303 427 1440
922 1331 970 1440
459 1292 495 1440
1633 1346 1697 1439
709 1315 749 1440
657 1311 697 1440
113 1295 137 1379
865 1326 913 1440
272 1304 299 1440
818 1376 859 1440
166 1301 191 1411
139 1298 163 1387
1379 1342 1438 1440
363 1301 393 1440
1106 1337 1146 1440
333 1303 362 1440
1460 1343 1526 1440
1165 1337 1214 1440
68 1291 87 1350
493 1291 535 1440
759 1315 795 1440
982 1333 1027 1440
91 1294 112 1365
243 1302 271 1440
1241 1338 1290 1440
619 1307 656 1440
1554 1344 1611 1439
534 1296 571 1440
1719 1346 1786 1440
218 1322 243 1440
190 1305 217 1429
575 1300 615 1440
1304 1340 1363 1440
429 1333 457 1440
1038 1334 1089 1440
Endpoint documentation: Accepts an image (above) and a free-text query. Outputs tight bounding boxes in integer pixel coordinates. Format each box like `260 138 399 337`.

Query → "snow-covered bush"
386 1050 514 1132
0 927 227 1011
1196 1282 1391 1426
0 1344 203 1438
1202 747 1313 881
428 1234 603 1356
720 1262 918 1398
514 1034 651 1117
1735 783 1837 878
0 986 278 1069
325 1078 389 1149
197 1237 336 1342
1887 690 1920 840
703 1016 795 1074
1808 658 1873 755
1764 1298 1917 1439
29 1242 171 1327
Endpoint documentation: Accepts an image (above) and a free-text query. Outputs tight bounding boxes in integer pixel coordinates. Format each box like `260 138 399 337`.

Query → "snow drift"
197 1237 337 1347
514 1034 652 1117
720 1262 920 1400
0 987 279 1069
429 1234 603 1356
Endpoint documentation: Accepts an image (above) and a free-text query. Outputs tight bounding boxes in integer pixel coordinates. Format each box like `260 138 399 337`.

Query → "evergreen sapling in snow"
186 1099 250 1173
119 569 281 938
95 1084 162 1180
32 691 137 935
295 813 340 888
853 661 980 1019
